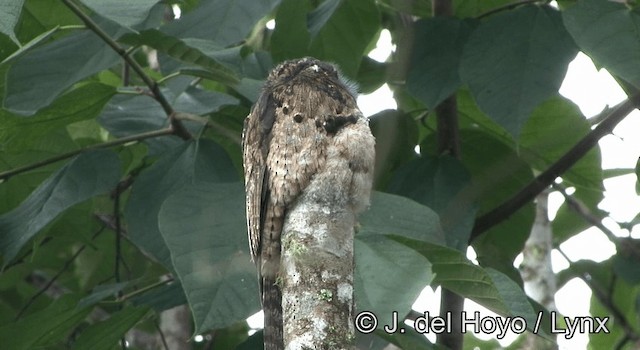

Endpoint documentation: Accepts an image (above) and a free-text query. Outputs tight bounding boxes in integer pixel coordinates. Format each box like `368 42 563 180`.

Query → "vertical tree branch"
520 190 557 349
431 1 465 349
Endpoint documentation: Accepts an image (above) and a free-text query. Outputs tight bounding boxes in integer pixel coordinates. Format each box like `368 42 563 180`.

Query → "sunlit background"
241 14 640 350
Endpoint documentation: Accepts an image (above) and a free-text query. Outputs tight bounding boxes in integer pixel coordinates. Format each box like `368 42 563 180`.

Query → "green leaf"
452 129 534 276
124 140 237 270
162 0 281 45
520 96 602 190
552 188 604 244
1 26 59 65
0 83 116 152
563 0 640 88
388 155 477 251
360 191 446 245
356 57 386 94
74 306 149 350
0 149 121 266
389 236 539 333
0 294 91 350
17 0 80 38
79 0 161 29
368 110 418 186
4 19 123 115
407 17 473 110
0 0 25 44
0 128 78 213
307 0 341 37
271 0 311 63
158 182 259 333
355 234 433 322
460 5 577 138
118 30 239 84
309 0 380 77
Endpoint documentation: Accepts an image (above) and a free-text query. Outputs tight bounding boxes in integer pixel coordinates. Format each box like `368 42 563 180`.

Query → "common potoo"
242 57 375 350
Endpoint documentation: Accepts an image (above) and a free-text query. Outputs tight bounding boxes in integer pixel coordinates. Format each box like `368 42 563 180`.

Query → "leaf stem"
60 0 192 140
0 128 174 182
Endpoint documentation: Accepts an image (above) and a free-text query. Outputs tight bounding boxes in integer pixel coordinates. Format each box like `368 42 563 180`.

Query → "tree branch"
471 93 640 241
0 127 174 182
60 0 191 140
432 0 465 349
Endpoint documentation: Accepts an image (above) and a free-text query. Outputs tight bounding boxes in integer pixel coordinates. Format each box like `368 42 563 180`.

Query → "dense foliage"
1 0 639 349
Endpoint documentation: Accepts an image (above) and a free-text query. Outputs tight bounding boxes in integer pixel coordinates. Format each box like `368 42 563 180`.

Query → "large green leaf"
158 182 259 333
564 0 640 88
0 128 78 214
308 0 380 78
0 149 121 266
0 83 115 151
355 192 441 321
124 139 237 270
162 0 281 45
4 17 124 115
520 97 604 243
453 129 535 276
0 294 91 350
388 155 477 251
407 17 474 110
270 0 311 63
79 0 161 29
360 192 445 245
520 96 602 190
355 234 433 324
1 26 59 65
460 5 577 138
389 236 539 333
74 306 150 350
0 0 24 44
307 0 341 37
118 30 239 84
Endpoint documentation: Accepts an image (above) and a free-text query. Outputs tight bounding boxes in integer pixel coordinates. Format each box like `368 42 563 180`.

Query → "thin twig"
471 93 640 241
60 0 191 140
552 183 617 241
0 127 174 182
155 321 170 350
117 277 174 302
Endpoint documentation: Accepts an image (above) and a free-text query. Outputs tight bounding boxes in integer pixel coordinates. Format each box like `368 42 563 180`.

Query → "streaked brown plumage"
242 57 375 350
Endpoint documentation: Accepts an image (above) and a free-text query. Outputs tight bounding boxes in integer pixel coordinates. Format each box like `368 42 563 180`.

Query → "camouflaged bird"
242 57 375 350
